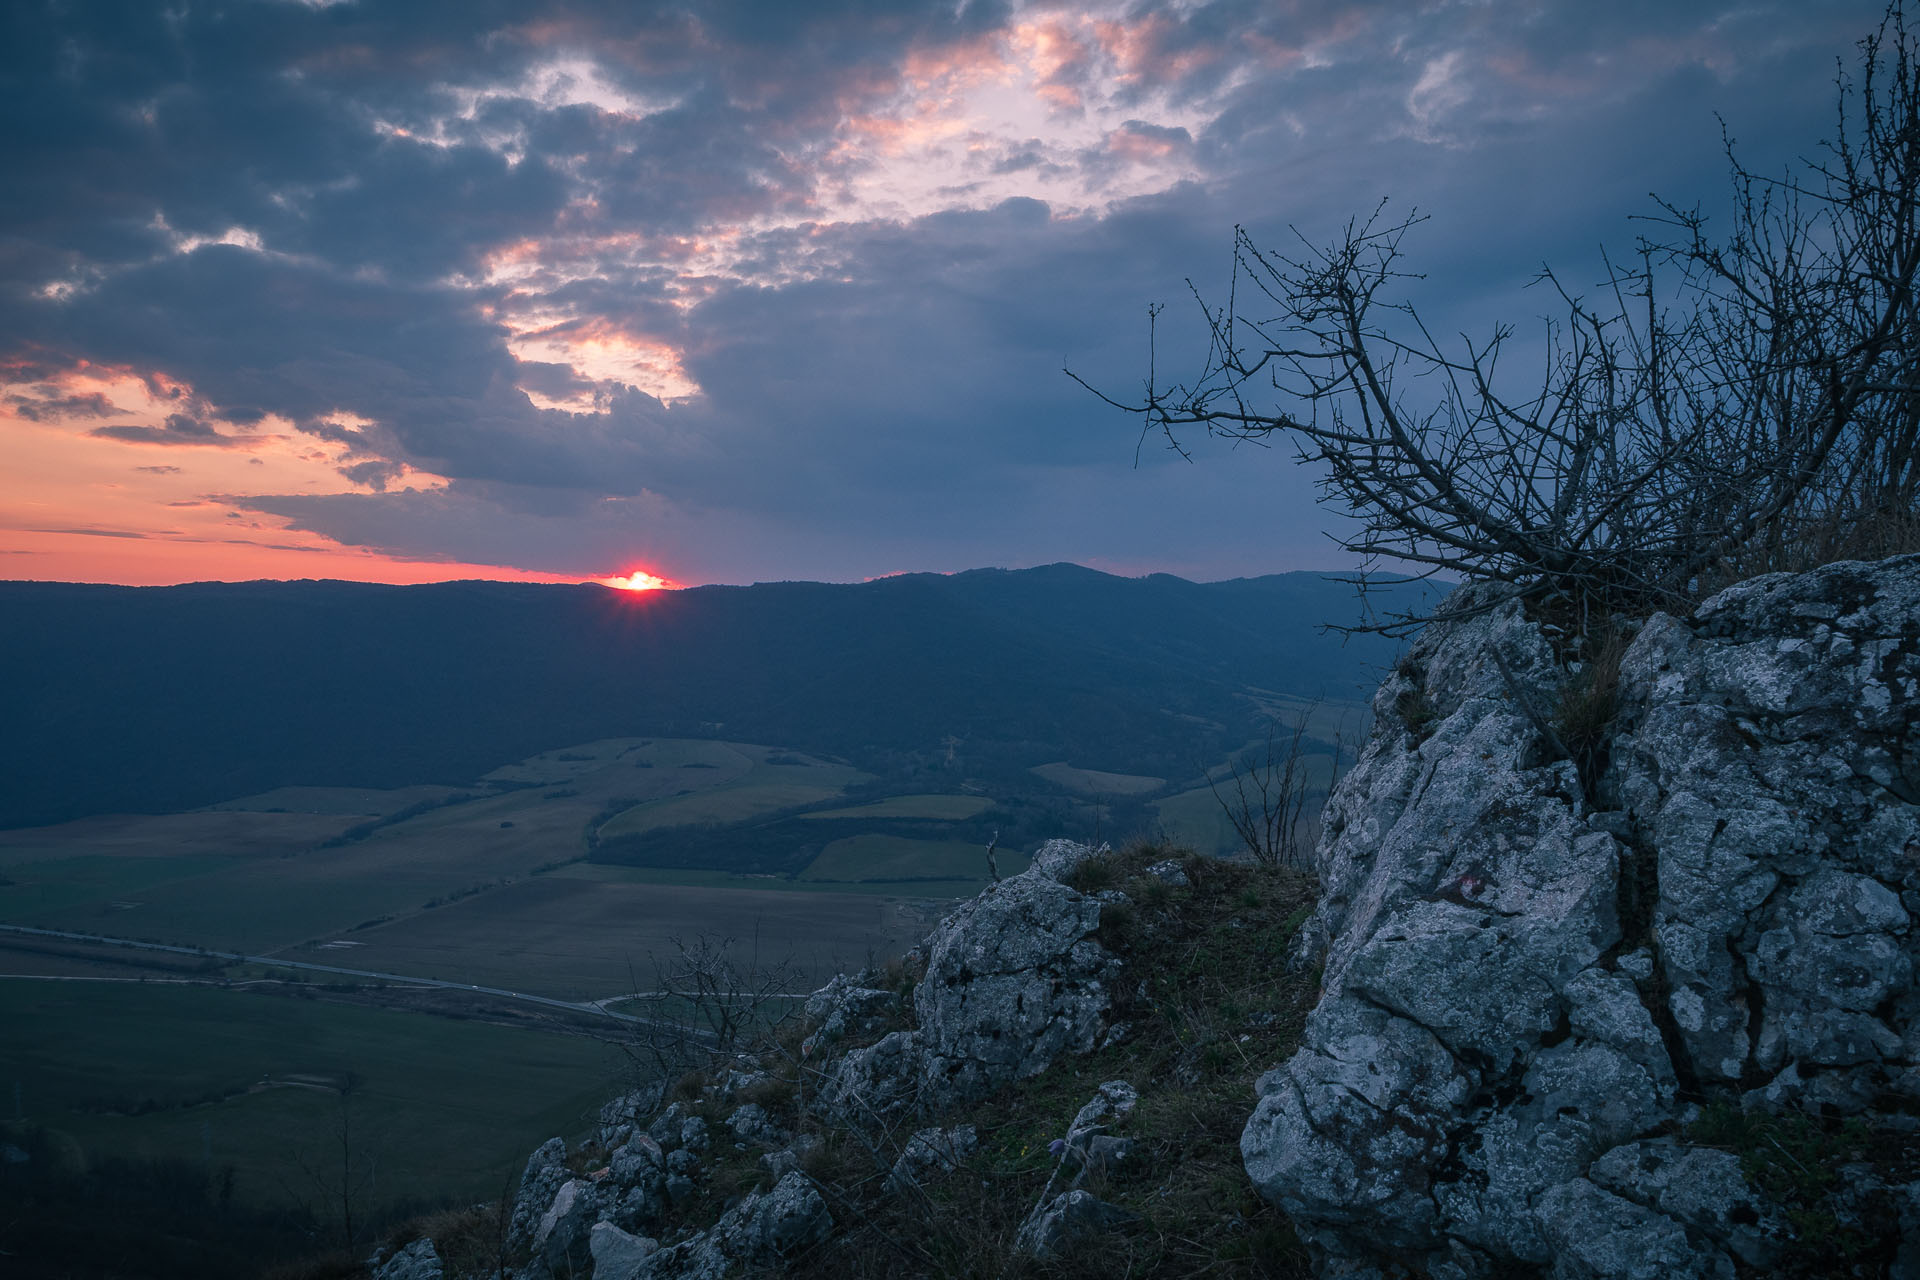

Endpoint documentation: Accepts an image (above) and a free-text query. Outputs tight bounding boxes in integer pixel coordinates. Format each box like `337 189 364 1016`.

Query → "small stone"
1146 859 1190 887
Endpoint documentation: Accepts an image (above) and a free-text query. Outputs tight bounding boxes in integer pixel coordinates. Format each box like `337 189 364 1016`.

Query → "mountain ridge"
0 564 1417 830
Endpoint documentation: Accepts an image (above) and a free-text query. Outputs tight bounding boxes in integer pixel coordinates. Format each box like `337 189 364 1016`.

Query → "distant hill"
0 565 1417 829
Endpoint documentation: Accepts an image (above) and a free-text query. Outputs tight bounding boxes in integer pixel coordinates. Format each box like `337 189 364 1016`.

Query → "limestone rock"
597 1084 666 1148
886 1124 977 1194
589 1221 660 1280
815 851 1122 1121
1029 838 1108 883
1534 1179 1734 1280
639 1172 831 1278
725 1102 785 1147
801 976 899 1056
817 1028 922 1122
1146 858 1190 887
534 1178 603 1276
1014 1189 1135 1259
1589 1140 1786 1268
915 869 1121 1111
371 1238 442 1280
1241 556 1920 1277
507 1137 570 1254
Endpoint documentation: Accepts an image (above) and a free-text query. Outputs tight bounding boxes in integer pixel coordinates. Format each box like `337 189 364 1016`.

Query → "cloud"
0 0 1898 585
88 412 257 447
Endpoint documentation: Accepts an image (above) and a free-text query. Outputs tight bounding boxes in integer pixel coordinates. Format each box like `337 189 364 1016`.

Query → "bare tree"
615 932 807 1085
1081 4 1920 633
1208 707 1344 869
279 1073 378 1255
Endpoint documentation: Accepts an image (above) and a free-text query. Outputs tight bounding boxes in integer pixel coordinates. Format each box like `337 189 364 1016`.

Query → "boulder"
816 848 1124 1121
534 1178 602 1276
914 868 1121 1111
589 1221 659 1280
725 1102 785 1146
1029 838 1109 883
597 1084 666 1148
1589 1140 1787 1268
817 1029 922 1123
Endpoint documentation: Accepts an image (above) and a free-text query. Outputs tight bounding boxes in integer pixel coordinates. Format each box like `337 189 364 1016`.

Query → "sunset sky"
0 0 1889 588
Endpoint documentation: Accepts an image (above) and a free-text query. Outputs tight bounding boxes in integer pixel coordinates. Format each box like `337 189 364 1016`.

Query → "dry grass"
1700 505 1920 597
775 840 1320 1279
1552 624 1629 792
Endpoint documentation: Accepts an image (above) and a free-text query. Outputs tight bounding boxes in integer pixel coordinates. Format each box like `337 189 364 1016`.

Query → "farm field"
208 784 463 817
551 861 1000 901
798 794 996 822
0 730 1080 1223
1028 761 1167 796
800 833 1033 883
1152 786 1246 858
0 980 624 1211
0 738 875 957
298 875 939 1001
595 750 870 840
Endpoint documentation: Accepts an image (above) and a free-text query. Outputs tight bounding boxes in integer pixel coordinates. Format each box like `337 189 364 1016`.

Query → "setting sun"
599 569 672 591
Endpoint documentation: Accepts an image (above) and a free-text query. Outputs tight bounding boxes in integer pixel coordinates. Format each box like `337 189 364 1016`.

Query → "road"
0 921 702 1033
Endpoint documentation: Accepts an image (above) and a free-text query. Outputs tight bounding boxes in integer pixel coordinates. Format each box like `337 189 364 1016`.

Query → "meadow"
0 980 625 1210
0 721 1352 1221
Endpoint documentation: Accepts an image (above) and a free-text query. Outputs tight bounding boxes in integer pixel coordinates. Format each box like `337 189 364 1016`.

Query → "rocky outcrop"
633 1172 831 1280
498 839 1126 1278
1243 555 1920 1276
819 840 1122 1120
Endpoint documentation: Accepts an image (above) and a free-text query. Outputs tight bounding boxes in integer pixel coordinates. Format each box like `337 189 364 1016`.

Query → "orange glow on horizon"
599 569 673 591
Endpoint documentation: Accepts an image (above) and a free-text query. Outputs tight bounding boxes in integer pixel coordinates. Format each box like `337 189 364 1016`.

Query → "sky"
0 0 1892 589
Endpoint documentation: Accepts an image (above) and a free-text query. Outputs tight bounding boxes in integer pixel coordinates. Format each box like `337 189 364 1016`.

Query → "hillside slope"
0 566 1411 829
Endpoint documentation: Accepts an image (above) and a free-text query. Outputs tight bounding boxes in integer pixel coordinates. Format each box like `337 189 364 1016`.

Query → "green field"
0 734 984 1222
1029 762 1166 796
0 738 875 957
552 862 1002 900
1151 786 1246 857
800 833 1033 883
209 784 462 817
0 980 624 1210
798 794 995 822
306 875 932 999
597 753 870 839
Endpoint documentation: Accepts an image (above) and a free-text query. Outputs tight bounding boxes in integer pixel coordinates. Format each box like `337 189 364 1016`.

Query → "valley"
0 566 1387 1231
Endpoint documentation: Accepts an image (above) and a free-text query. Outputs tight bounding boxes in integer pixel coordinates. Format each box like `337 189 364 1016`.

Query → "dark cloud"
6 389 117 420
0 0 1899 583
88 411 248 447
